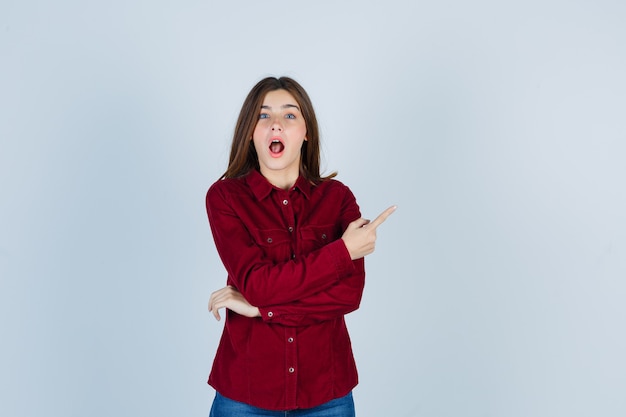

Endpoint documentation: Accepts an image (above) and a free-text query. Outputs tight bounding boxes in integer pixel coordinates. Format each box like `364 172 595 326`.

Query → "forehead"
261 89 299 106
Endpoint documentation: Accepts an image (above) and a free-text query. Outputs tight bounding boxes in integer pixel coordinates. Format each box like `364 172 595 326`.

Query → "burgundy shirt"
205 169 365 411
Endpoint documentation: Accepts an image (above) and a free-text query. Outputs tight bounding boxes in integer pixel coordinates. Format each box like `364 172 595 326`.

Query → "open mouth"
269 139 285 155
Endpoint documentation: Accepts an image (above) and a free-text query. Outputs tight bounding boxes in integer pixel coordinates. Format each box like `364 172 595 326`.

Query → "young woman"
206 76 395 416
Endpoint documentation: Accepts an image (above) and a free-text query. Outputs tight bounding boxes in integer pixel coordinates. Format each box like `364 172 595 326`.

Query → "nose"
271 119 283 132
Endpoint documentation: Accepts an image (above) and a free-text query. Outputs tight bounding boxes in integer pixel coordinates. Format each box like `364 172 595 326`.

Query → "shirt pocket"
299 224 335 254
250 228 292 262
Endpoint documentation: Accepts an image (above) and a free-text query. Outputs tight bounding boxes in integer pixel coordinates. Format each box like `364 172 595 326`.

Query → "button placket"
282 261 298 407
285 328 297 382
278 192 297 262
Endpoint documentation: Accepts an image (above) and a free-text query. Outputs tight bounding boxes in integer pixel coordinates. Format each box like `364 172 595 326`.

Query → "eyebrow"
260 104 301 111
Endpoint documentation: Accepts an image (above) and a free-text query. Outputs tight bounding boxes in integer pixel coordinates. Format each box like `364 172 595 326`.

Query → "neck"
260 167 299 191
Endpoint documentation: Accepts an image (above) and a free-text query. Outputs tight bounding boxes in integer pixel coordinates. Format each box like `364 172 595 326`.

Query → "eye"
285 113 296 119
259 113 270 119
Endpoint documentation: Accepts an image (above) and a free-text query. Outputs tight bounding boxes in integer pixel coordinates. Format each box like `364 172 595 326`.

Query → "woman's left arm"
208 258 363 325
208 258 364 325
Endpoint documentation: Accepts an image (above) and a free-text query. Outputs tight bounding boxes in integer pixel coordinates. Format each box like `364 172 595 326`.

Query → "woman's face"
252 89 307 185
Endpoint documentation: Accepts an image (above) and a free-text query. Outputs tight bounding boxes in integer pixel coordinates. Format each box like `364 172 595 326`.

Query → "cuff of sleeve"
258 307 306 326
327 239 356 279
258 307 276 323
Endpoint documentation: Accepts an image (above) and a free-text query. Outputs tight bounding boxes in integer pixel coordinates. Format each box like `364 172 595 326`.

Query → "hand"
341 205 397 260
208 285 261 321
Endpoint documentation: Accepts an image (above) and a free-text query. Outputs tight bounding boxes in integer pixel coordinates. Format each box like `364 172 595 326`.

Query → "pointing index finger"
368 205 397 229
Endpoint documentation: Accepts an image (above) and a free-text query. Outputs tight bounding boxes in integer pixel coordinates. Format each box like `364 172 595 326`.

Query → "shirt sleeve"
206 180 358 309
257 256 365 326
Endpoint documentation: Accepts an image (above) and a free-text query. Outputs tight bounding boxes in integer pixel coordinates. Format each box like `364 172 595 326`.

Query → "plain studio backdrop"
1 1 625 416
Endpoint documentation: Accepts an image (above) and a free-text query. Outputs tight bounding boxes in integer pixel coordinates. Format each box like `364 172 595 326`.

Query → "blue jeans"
209 391 356 417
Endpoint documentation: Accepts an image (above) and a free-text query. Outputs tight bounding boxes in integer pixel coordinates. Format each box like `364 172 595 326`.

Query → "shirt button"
287 337 294 343
321 233 327 240
288 226 293 232
267 312 273 318
282 199 288 205
267 237 273 243
288 367 295 373
291 253 296 259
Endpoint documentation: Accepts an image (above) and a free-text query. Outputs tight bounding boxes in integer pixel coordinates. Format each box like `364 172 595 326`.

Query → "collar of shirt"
245 169 313 201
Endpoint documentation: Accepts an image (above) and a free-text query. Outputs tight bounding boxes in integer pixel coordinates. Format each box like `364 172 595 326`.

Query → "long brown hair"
221 76 336 184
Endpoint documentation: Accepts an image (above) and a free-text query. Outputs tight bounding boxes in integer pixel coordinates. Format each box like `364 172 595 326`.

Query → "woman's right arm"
206 182 357 309
253 205 397 326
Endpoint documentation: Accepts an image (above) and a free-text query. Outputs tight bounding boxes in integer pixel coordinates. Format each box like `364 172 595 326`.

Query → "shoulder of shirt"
206 176 249 200
314 178 351 193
